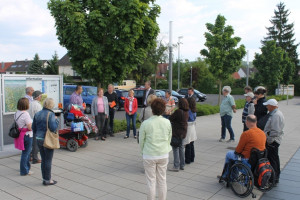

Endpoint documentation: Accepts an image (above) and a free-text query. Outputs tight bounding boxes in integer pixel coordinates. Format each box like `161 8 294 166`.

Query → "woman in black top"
253 87 268 122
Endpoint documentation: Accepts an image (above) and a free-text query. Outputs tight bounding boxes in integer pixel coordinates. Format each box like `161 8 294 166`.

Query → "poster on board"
2 75 62 114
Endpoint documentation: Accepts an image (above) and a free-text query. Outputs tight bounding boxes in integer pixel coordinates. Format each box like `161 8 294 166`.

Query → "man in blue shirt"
219 86 236 143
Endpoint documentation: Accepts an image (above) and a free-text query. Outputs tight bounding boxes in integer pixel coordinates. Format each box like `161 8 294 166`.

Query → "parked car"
63 85 97 114
161 89 185 99
177 88 207 102
155 90 179 104
114 89 128 110
133 88 145 107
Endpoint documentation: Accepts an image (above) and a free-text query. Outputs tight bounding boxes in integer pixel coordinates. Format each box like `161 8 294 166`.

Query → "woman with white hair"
219 86 236 143
32 98 59 186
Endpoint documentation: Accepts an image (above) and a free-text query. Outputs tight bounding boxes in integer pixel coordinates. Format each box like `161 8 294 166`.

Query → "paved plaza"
0 98 299 200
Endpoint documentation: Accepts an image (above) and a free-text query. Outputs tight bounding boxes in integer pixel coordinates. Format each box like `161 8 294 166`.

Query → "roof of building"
57 54 71 66
232 72 241 79
156 63 168 79
0 62 14 73
6 60 48 72
240 67 258 75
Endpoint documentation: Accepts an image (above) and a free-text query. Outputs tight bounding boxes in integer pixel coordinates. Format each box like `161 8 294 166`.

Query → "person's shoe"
32 159 42 164
218 176 227 183
43 180 57 186
27 171 34 175
124 136 129 139
101 137 106 141
180 167 184 170
185 161 191 164
168 167 179 172
219 138 225 142
110 134 115 137
30 157 33 162
227 139 235 143
95 137 99 140
134 136 137 139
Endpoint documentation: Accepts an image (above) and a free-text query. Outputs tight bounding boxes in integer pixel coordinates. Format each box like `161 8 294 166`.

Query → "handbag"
44 112 60 149
8 113 24 138
170 136 182 147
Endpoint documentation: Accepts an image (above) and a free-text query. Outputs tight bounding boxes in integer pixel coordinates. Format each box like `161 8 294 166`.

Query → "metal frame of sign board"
0 74 64 152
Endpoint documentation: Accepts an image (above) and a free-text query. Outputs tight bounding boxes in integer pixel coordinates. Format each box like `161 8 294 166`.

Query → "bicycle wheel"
229 162 254 198
256 164 276 192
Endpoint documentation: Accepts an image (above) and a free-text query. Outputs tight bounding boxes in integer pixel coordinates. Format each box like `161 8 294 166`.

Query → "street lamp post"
177 36 183 90
190 66 192 87
168 21 173 92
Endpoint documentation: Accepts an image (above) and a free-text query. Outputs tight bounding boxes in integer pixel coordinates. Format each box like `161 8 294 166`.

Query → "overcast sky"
1 0 299 62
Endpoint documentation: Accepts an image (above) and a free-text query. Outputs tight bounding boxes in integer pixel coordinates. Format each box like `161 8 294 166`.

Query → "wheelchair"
224 148 276 198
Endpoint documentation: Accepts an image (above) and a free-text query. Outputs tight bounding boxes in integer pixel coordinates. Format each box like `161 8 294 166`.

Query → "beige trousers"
143 158 168 200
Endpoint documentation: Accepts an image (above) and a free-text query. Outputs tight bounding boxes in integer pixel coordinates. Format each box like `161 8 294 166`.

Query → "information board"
1 75 63 115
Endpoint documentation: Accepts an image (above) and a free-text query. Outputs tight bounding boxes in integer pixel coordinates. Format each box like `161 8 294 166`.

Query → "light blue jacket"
91 96 109 117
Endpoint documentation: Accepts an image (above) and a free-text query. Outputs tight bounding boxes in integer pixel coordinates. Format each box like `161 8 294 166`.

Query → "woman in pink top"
14 98 34 176
91 88 109 140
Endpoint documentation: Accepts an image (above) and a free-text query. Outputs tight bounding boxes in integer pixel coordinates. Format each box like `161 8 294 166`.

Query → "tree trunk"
155 75 157 89
218 80 222 106
97 82 101 89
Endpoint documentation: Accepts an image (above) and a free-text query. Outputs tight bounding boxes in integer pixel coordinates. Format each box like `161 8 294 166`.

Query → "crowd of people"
13 82 285 200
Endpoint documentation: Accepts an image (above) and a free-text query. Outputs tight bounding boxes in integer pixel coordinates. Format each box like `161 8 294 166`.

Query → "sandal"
43 180 57 186
101 137 106 141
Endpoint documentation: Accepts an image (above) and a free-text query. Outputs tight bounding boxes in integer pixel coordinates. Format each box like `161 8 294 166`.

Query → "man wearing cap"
242 92 255 131
263 99 284 184
28 91 43 164
219 86 236 143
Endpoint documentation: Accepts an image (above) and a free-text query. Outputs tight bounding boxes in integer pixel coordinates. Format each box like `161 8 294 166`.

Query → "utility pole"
177 36 183 91
190 66 193 87
168 21 173 92
246 50 249 86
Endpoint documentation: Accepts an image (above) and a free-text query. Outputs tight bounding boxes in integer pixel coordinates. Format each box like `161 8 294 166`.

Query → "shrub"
235 99 246 109
267 95 293 101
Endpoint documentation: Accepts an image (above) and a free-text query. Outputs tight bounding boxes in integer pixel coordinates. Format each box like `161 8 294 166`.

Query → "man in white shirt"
28 91 43 164
24 87 34 103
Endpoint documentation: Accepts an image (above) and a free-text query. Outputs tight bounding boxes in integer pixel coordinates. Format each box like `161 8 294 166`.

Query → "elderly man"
142 81 155 107
28 91 43 164
70 85 85 111
104 84 118 137
218 115 266 183
24 87 34 103
219 86 236 142
263 99 284 184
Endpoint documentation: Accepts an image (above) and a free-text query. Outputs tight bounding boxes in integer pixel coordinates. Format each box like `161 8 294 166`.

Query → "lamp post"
177 36 183 90
168 21 173 92
190 66 192 87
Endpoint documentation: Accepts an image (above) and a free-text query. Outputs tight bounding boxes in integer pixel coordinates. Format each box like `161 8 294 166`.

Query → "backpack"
8 113 24 138
255 158 273 188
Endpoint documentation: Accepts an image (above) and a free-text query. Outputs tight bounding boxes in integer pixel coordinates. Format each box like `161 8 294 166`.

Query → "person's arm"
248 103 255 115
24 112 32 131
91 98 96 118
124 99 129 114
267 114 284 138
132 99 138 114
235 132 247 154
105 97 109 118
48 112 59 132
115 93 119 107
32 115 36 135
139 122 146 154
230 96 237 113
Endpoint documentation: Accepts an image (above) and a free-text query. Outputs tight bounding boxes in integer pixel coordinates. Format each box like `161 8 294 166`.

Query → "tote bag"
44 112 60 149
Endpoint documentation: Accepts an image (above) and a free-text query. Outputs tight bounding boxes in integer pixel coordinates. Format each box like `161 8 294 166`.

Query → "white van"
114 80 136 90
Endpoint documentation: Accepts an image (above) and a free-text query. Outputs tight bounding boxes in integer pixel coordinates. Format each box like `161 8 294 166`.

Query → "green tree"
253 40 293 92
263 2 298 80
28 53 43 74
45 51 59 75
200 15 246 104
48 0 160 87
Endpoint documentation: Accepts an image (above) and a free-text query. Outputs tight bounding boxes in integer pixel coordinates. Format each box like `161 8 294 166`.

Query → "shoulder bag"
44 112 60 149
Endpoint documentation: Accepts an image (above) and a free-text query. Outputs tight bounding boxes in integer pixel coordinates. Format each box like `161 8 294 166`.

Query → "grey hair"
246 115 257 123
147 94 157 105
108 84 114 88
25 87 32 94
222 86 231 93
43 98 55 110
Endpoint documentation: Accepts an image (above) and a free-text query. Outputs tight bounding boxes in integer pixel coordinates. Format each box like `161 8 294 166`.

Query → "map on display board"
3 76 62 114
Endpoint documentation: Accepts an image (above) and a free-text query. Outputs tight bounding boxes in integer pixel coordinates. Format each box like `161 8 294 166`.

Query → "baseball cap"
32 91 43 99
244 92 254 98
263 99 278 106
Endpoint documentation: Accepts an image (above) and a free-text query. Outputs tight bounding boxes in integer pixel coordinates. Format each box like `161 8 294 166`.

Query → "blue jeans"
172 142 185 169
37 139 54 182
221 150 249 178
126 113 137 137
221 114 235 140
20 135 33 175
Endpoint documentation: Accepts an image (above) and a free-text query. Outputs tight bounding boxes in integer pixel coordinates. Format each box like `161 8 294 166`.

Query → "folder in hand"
110 101 116 108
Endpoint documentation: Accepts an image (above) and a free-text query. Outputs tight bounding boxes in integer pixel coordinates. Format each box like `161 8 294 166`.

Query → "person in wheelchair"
218 115 266 183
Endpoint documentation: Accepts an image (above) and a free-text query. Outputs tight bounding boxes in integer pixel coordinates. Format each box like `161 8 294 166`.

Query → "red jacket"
124 97 138 114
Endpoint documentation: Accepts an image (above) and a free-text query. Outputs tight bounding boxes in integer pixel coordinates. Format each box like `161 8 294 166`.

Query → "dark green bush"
267 95 293 101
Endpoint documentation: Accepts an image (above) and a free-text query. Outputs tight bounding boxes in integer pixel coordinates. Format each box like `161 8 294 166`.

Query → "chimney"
1 62 4 69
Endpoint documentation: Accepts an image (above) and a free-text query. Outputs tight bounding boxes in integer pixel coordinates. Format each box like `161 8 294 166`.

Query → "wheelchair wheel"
229 162 254 198
67 139 78 152
256 165 276 192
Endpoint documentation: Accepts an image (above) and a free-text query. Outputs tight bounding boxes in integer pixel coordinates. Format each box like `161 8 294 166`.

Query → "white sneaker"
27 171 34 175
227 139 235 143
219 138 225 142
